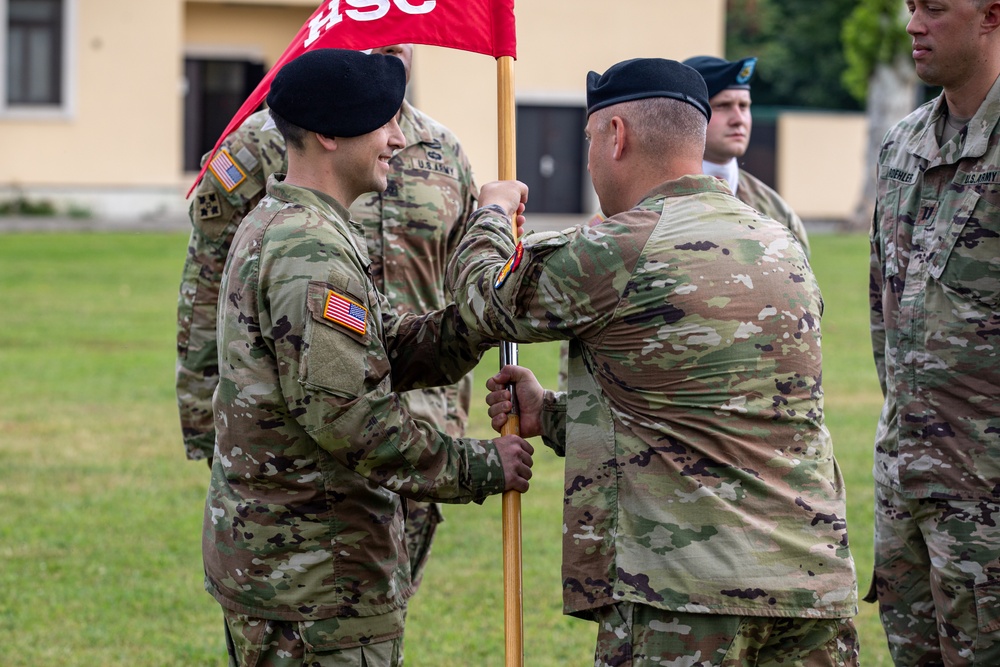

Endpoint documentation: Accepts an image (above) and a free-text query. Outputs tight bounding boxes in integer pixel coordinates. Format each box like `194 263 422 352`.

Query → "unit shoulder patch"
196 191 222 220
494 242 524 290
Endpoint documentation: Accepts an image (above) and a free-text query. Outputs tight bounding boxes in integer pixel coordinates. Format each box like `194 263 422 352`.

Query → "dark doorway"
740 108 778 189
516 105 587 214
183 58 265 171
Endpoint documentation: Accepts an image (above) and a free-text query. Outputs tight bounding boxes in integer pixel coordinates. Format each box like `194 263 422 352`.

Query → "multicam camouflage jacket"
871 76 1000 500
177 109 286 459
737 168 811 257
177 101 476 460
449 175 858 619
203 177 505 628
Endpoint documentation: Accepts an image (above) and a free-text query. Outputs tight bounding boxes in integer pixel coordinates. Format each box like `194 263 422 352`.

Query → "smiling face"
704 88 752 164
906 0 988 89
337 116 406 199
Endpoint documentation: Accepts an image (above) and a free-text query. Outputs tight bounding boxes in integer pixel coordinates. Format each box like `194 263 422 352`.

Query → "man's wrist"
472 203 508 219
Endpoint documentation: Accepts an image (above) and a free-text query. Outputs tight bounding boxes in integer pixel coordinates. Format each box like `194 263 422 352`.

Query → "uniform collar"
906 72 1000 164
265 174 369 263
639 173 734 204
701 157 740 195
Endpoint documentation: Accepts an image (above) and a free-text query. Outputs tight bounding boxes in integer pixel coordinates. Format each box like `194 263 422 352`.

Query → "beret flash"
682 55 757 99
266 48 406 138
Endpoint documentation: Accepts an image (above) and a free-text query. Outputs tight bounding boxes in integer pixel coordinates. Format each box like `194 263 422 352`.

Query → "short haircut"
269 108 308 152
594 97 706 160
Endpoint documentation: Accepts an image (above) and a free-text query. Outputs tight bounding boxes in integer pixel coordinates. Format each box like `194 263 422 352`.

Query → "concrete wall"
777 111 868 221
184 2 313 65
0 1 183 213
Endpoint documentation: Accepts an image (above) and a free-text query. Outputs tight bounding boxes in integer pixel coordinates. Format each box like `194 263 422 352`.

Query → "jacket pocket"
301 277 373 398
930 190 1000 308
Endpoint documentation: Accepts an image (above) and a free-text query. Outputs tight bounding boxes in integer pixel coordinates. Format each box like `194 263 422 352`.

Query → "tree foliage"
726 0 862 110
842 0 912 102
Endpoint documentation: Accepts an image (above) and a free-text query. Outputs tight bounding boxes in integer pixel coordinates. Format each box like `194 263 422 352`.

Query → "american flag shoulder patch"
207 149 247 192
324 290 368 335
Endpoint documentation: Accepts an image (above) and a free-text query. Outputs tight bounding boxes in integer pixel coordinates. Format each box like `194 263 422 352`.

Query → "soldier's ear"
610 116 627 161
982 1 1000 34
315 133 339 152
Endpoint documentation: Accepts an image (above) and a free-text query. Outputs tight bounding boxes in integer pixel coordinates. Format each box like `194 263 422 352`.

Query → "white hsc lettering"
394 0 435 15
304 0 437 47
346 0 390 22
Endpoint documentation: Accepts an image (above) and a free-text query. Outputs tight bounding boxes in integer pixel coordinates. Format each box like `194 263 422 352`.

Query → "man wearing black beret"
449 57 859 665
684 55 810 256
201 48 535 667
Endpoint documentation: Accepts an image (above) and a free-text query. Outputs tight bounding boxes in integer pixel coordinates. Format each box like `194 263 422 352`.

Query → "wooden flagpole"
496 54 523 667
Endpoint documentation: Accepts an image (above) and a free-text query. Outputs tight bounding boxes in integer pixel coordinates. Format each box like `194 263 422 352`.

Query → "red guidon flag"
188 0 516 196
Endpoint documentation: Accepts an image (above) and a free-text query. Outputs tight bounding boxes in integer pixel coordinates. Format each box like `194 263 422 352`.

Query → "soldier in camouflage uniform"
453 58 859 666
176 44 475 592
867 1 1000 664
203 49 534 667
683 55 810 256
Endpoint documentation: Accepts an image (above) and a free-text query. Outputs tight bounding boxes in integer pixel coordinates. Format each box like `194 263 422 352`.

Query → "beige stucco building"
0 0 863 221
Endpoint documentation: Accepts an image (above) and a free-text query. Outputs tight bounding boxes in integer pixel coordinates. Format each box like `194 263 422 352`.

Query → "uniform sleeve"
446 206 635 345
382 295 496 393
785 208 811 258
540 389 567 457
869 209 889 397
175 176 248 460
259 234 505 504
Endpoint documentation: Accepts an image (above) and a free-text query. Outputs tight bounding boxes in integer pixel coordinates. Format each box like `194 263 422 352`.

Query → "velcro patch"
208 149 247 192
324 290 368 335
494 242 524 290
196 191 222 220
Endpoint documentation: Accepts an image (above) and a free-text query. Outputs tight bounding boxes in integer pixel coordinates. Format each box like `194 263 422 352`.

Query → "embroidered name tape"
208 149 247 192
324 290 368 335
494 242 524 290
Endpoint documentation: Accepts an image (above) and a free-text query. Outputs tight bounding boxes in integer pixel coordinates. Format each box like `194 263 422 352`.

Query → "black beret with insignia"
266 48 405 138
586 58 711 121
682 55 757 99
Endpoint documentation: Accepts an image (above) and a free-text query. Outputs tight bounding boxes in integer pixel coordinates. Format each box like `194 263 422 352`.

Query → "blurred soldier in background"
684 54 810 256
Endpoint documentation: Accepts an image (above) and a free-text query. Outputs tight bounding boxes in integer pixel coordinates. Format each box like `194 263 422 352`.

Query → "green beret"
266 49 405 138
586 58 710 121
683 56 757 99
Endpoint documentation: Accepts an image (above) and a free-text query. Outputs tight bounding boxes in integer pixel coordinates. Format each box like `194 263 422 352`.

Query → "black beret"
682 56 757 99
266 49 405 138
586 58 710 121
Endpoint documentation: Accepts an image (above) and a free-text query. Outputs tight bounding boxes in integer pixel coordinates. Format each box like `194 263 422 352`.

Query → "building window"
183 58 265 171
4 0 66 108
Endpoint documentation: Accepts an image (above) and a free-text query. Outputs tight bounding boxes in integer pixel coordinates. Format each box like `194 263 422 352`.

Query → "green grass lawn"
0 231 889 666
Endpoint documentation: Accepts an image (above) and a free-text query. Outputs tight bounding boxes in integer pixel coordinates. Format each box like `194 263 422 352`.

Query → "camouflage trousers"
865 483 1000 666
403 499 442 591
223 608 403 667
592 602 859 666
